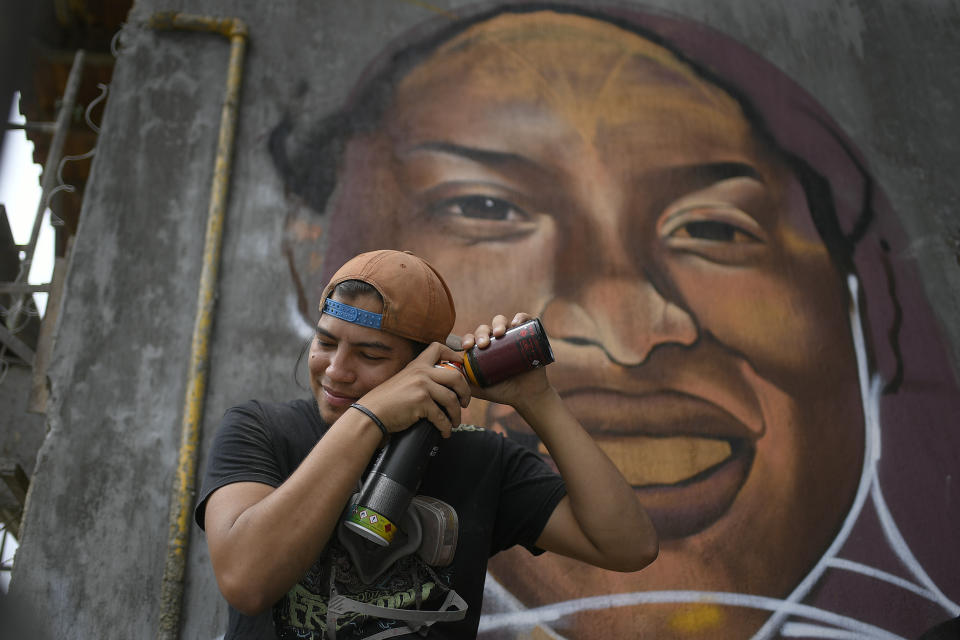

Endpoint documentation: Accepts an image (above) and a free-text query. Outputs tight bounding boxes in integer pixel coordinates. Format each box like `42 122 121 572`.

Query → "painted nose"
541 276 698 366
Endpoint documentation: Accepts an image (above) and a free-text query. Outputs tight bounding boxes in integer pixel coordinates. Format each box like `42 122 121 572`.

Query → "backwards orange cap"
319 250 456 345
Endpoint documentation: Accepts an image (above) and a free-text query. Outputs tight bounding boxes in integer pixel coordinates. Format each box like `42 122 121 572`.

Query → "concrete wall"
7 1 959 639
0 365 45 530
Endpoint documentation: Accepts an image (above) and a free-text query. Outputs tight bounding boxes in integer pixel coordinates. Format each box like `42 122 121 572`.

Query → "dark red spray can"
463 317 554 386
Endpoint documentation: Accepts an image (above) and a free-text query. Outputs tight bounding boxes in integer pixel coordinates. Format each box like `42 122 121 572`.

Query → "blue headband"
322 298 383 330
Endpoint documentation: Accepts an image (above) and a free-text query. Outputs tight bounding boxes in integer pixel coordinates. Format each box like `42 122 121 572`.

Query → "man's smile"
320 384 360 409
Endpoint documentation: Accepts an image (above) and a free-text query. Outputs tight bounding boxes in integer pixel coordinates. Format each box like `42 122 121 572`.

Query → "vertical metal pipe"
148 14 249 640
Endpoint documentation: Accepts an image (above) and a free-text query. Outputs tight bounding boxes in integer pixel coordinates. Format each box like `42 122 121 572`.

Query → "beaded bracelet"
349 403 389 441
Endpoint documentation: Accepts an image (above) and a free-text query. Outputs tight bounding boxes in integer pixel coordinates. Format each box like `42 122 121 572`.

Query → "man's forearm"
517 388 659 570
207 411 384 614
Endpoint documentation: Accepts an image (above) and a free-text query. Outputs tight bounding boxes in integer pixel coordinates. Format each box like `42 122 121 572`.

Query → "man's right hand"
354 342 471 438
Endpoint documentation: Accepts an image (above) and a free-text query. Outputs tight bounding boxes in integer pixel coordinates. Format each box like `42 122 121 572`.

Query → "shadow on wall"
918 616 960 640
0 589 51 640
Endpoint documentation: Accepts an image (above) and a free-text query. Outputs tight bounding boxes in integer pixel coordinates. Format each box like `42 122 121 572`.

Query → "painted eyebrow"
404 144 759 186
667 161 765 186
315 326 394 351
402 140 542 171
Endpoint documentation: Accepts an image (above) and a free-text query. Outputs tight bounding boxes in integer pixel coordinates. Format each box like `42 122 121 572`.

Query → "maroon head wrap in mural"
270 2 960 637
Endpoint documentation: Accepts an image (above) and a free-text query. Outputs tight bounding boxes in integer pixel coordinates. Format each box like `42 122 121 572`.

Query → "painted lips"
503 389 758 540
609 436 754 539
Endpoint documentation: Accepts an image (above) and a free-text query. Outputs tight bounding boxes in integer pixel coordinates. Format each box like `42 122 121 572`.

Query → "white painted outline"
825 558 948 604
477 590 905 640
749 274 882 637
870 470 960 615
480 274 958 638
752 274 958 637
781 622 879 639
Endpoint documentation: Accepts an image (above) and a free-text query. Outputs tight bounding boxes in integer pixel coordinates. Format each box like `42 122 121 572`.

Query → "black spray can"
345 318 554 546
344 419 440 546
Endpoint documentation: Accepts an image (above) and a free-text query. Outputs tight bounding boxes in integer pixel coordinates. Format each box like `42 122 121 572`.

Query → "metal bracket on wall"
2 50 84 344
1 49 86 423
145 13 249 640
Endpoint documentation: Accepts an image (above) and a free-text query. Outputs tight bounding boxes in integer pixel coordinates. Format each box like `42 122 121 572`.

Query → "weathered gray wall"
6 1 958 639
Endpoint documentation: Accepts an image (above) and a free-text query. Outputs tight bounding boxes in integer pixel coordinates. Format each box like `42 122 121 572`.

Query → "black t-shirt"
195 399 566 639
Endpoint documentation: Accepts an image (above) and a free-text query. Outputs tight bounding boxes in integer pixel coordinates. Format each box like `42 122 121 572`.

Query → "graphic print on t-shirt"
274 537 454 639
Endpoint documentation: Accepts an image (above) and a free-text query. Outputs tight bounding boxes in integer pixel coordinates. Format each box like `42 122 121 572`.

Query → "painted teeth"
596 436 732 486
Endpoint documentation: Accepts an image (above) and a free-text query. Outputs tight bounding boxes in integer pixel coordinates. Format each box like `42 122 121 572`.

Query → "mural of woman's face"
318 12 865 637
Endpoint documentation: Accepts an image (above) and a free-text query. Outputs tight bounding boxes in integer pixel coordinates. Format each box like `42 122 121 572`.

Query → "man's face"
309 291 415 425
319 13 865 636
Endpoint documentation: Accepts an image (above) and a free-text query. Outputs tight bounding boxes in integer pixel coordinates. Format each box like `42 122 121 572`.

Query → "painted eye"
421 188 539 243
670 219 759 244
433 195 529 221
660 204 767 264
